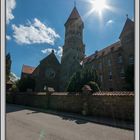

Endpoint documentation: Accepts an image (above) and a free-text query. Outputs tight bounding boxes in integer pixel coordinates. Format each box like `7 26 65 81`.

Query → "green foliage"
17 77 35 92
10 84 18 92
66 68 100 92
88 81 101 92
125 65 134 91
6 53 12 81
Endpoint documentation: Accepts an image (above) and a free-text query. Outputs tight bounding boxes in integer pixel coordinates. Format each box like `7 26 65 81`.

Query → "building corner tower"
60 6 85 91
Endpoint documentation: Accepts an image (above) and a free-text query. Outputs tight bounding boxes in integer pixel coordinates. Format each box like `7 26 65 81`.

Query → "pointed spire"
67 7 81 20
65 4 83 26
74 0 76 7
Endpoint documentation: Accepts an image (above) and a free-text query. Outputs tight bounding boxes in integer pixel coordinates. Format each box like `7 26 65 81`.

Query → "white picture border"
135 0 139 140
1 0 6 140
1 0 139 140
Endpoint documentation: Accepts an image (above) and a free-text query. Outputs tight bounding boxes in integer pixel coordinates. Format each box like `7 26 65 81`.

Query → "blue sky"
6 0 134 79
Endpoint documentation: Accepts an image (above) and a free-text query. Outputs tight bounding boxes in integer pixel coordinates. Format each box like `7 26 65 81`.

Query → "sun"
83 0 114 22
83 0 113 20
91 0 107 15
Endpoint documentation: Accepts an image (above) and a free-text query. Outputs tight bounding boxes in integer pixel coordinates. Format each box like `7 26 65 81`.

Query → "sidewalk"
7 104 134 130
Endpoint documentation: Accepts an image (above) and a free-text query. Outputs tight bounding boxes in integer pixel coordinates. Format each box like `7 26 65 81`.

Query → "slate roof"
22 65 36 74
83 41 121 63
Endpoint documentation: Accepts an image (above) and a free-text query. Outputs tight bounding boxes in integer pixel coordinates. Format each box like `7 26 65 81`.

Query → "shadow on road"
6 104 134 130
25 109 88 124
6 104 24 113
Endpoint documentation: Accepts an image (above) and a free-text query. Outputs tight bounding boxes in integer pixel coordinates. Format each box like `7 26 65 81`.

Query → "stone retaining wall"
6 92 134 121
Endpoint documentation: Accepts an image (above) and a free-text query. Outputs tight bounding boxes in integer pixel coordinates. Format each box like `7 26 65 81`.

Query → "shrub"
88 81 100 92
10 84 18 92
17 77 35 92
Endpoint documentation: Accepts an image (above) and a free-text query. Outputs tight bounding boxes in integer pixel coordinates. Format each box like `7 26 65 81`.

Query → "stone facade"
20 7 134 92
60 7 85 91
83 18 134 91
32 50 60 91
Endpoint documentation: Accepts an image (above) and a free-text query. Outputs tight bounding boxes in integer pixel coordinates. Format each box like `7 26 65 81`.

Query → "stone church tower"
60 6 85 91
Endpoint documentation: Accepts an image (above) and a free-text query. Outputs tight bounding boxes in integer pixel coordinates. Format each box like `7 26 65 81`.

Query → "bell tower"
60 6 85 91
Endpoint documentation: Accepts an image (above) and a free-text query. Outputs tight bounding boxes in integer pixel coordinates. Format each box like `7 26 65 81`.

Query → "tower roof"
68 7 81 20
65 6 83 25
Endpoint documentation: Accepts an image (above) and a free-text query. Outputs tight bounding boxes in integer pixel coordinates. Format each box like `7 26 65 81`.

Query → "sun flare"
91 0 107 15
92 0 106 12
83 0 114 20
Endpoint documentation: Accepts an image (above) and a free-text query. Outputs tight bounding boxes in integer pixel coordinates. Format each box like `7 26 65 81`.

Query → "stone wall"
6 92 134 121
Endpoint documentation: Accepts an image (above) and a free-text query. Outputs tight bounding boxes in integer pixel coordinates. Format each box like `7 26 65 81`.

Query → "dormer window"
111 47 114 51
102 51 105 56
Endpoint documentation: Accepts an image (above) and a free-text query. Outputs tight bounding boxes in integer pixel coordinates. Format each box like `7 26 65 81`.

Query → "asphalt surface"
6 104 134 140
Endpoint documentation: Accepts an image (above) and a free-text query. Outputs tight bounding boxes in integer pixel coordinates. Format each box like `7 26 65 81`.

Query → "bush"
10 84 18 92
17 77 35 92
88 81 100 92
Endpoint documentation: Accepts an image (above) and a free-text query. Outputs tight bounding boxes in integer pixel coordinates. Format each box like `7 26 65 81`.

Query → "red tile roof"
22 65 36 74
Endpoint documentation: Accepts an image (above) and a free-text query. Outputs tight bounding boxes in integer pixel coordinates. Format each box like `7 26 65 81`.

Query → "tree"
6 53 12 82
17 77 35 92
88 81 101 93
66 68 100 92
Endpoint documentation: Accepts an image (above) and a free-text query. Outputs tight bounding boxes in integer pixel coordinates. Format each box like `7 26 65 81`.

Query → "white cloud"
6 0 16 24
57 46 63 57
6 35 11 40
12 18 60 45
106 20 114 26
41 48 57 54
41 46 63 58
10 72 20 82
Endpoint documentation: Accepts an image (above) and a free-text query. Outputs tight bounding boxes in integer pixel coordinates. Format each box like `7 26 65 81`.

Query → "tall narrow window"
108 59 111 66
99 62 102 70
129 55 134 65
100 75 103 82
118 55 123 64
120 67 125 79
109 71 112 80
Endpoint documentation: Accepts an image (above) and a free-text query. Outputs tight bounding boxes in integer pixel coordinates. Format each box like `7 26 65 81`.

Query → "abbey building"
21 6 134 92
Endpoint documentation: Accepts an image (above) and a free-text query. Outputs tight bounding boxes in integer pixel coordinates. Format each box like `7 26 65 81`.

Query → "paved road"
6 104 134 140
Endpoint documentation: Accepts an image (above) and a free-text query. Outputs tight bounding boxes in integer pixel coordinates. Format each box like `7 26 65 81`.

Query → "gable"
119 18 134 39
